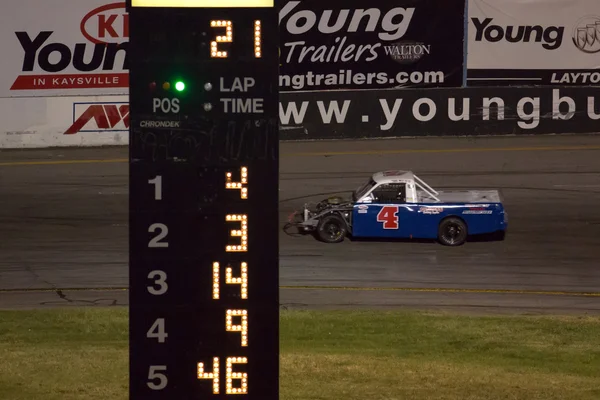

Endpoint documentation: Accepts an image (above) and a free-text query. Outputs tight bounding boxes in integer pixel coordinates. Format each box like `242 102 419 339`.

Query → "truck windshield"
353 178 376 201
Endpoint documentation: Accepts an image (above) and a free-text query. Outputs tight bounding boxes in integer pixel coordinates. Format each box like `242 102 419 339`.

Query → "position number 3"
377 206 399 229
147 270 167 295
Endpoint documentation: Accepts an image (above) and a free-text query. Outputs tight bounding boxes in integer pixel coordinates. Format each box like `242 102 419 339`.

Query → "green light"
175 81 185 91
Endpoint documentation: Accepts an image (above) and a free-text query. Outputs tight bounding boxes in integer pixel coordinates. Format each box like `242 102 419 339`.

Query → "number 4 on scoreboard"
377 206 399 229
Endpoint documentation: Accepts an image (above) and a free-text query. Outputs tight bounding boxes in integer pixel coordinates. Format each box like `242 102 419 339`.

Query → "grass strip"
0 308 598 400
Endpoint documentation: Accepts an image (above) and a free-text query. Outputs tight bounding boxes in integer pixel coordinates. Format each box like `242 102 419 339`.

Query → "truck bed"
418 189 502 204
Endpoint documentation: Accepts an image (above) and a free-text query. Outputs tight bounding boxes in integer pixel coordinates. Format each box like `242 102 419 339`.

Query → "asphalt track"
1 134 600 314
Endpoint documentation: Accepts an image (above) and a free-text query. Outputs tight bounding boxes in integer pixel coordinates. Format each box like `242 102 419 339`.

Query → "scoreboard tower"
127 0 279 399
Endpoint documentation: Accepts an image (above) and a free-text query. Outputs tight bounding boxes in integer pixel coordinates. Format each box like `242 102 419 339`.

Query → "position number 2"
148 223 169 248
377 206 399 229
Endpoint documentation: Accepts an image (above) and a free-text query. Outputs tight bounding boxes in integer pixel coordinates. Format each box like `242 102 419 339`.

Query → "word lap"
127 1 279 399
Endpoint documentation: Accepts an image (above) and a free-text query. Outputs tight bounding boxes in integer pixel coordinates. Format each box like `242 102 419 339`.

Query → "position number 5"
148 365 167 390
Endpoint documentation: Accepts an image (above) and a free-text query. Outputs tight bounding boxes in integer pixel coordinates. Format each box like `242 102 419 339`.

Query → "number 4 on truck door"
353 182 408 238
377 206 399 229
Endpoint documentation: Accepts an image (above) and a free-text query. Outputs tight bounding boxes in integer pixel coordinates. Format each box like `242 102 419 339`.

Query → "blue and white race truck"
289 170 507 246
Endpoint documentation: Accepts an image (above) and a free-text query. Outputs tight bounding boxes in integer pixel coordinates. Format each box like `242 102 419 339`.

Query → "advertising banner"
0 0 128 98
278 87 600 139
279 0 466 92
1 88 599 148
1 0 466 98
0 95 129 148
467 0 600 86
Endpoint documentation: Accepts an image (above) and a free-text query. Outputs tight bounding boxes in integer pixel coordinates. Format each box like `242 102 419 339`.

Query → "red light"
149 81 157 90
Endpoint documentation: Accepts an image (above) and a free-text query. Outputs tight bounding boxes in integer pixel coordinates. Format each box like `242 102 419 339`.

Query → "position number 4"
377 206 399 229
147 318 168 343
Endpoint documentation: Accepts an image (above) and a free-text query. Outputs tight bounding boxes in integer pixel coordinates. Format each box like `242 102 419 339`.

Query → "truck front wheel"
438 217 468 246
316 214 347 243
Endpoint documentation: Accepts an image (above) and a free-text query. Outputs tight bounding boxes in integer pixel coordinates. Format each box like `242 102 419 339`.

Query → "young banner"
279 0 466 92
467 0 600 86
278 86 600 139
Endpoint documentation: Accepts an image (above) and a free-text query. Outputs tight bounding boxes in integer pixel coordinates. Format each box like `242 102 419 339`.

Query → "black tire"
438 217 468 246
316 214 347 243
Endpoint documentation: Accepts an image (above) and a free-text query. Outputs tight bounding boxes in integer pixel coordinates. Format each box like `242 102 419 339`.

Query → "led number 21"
210 20 262 58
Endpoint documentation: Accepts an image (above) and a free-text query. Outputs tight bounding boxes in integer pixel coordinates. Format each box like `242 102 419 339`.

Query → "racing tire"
315 214 347 243
437 217 468 246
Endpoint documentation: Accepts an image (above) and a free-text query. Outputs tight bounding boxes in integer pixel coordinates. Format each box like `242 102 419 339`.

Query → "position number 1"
149 175 162 200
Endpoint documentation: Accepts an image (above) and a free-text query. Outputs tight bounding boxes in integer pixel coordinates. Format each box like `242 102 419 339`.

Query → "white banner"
0 95 129 148
0 0 128 97
467 0 600 86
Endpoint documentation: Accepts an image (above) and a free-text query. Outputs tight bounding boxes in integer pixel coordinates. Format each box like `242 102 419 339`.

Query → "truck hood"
312 195 353 213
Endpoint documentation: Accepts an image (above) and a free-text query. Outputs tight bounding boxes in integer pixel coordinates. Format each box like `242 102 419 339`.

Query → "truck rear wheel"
438 217 467 246
316 214 347 243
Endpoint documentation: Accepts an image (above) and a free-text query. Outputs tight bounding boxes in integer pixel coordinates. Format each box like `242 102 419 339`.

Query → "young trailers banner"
467 0 600 86
278 87 600 139
278 0 466 92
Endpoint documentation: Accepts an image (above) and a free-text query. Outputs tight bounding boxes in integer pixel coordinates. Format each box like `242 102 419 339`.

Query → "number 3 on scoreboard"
377 206 399 229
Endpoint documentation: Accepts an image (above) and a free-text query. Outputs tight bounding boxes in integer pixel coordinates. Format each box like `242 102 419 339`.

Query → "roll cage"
353 173 441 204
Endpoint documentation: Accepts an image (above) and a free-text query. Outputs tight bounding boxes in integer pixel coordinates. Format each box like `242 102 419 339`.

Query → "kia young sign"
1 0 128 97
278 86 600 139
467 0 600 86
278 0 466 92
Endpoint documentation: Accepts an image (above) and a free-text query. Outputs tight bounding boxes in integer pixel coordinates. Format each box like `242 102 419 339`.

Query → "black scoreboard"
127 0 279 398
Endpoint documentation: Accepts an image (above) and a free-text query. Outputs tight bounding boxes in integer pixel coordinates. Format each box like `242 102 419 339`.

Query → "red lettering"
104 104 122 127
99 14 118 38
377 206 399 229
119 104 130 127
64 104 129 135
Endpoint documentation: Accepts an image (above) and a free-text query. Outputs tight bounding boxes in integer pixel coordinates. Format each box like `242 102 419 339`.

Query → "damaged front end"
288 195 352 233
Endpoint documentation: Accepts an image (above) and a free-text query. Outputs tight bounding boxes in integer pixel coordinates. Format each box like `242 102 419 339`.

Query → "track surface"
1 135 600 313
